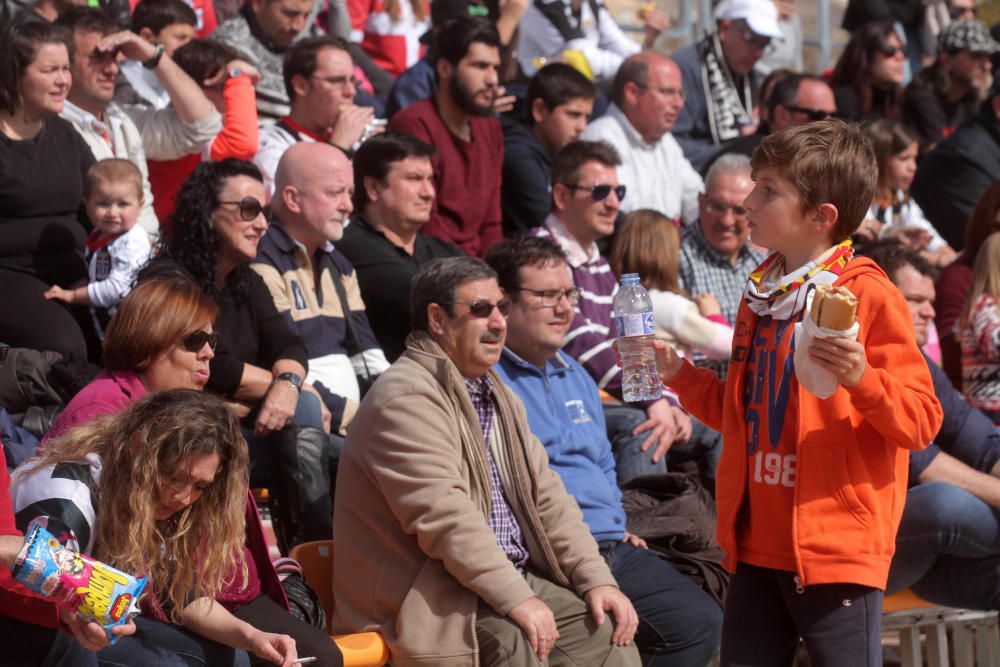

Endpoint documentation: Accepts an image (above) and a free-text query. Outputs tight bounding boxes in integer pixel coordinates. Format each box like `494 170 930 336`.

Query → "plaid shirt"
679 221 766 377
465 376 529 571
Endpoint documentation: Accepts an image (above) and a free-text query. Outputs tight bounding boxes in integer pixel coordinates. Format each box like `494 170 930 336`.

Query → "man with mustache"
332 255 641 667
581 51 702 223
389 16 504 258
488 235 723 667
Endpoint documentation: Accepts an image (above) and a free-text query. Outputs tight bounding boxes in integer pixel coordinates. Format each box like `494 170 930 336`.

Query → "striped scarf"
744 240 854 320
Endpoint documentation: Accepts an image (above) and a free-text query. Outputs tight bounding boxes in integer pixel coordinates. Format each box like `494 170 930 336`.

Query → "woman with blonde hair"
609 209 733 361
12 390 300 665
959 232 1000 423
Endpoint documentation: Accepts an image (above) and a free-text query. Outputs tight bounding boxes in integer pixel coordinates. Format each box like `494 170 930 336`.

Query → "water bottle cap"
620 273 640 285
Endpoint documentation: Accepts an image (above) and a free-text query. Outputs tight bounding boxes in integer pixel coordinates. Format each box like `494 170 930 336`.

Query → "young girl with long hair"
609 209 733 360
959 232 1000 423
858 119 957 268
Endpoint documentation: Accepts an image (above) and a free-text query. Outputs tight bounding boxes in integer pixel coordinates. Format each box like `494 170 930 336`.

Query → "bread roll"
638 3 654 19
809 285 858 330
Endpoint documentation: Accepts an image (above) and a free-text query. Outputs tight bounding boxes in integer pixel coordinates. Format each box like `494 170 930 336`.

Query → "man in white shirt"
57 7 221 237
581 51 702 224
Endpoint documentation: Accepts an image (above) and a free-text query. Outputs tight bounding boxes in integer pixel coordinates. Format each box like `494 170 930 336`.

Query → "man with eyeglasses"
679 153 764 378
254 36 377 196
537 140 694 484
672 0 784 173
581 51 703 223
332 255 641 667
389 16 505 258
57 7 222 239
903 19 999 152
488 236 723 667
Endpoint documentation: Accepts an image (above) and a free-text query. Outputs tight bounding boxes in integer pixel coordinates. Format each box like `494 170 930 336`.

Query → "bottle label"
615 312 655 337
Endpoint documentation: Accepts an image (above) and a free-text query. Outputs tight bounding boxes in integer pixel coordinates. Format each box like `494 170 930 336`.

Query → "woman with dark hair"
830 21 907 122
44 272 345 666
936 182 1000 389
0 21 96 362
148 158 336 549
12 390 301 666
147 38 261 225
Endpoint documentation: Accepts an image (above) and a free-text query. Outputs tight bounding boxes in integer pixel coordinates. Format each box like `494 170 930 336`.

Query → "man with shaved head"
252 141 389 449
581 51 703 223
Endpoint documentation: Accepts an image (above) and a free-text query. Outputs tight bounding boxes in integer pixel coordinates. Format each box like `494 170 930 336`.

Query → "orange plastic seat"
289 540 389 666
883 588 937 613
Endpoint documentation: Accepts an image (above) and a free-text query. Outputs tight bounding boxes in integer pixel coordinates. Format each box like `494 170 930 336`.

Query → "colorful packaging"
11 524 147 643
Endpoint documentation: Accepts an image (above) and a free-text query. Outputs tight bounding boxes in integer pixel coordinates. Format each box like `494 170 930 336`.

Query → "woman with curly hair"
11 390 300 665
830 21 906 122
145 158 335 549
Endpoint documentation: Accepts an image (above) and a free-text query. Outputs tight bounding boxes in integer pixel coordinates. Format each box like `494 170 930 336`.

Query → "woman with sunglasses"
0 21 97 363
147 158 336 549
830 21 907 122
44 272 345 665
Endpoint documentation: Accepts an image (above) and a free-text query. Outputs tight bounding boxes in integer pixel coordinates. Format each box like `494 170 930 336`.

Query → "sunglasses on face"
218 197 270 222
878 44 905 58
511 286 582 307
182 330 219 352
784 105 833 121
444 299 513 318
949 5 976 19
564 183 627 202
736 25 771 50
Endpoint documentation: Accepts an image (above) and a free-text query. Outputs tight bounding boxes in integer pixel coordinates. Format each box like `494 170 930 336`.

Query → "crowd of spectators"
0 0 999 664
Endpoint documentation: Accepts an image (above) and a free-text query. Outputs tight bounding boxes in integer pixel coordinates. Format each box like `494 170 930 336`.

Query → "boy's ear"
811 202 839 235
138 27 155 43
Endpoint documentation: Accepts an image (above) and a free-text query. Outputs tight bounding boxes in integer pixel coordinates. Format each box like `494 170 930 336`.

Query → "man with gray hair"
679 153 765 377
332 256 641 667
581 51 702 223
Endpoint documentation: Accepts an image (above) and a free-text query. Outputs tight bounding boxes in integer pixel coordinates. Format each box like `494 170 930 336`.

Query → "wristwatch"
274 372 303 392
143 44 165 70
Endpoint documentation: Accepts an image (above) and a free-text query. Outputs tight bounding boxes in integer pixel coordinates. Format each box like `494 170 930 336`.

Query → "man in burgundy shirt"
389 16 504 258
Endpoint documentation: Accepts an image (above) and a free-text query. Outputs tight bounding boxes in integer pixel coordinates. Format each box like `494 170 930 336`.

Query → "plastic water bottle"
613 273 661 402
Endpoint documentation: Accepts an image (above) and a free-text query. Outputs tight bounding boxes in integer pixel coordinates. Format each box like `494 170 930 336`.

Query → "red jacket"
673 257 943 589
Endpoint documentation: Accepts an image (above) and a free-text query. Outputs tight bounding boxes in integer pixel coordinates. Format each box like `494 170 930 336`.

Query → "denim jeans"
887 482 1000 609
97 617 250 667
0 617 98 667
603 404 722 493
600 540 722 667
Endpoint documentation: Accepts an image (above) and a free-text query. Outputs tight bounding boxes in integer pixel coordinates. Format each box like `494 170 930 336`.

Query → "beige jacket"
331 332 618 666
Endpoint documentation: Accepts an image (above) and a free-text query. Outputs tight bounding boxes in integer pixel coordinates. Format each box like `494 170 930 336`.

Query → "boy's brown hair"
751 119 877 243
85 159 144 201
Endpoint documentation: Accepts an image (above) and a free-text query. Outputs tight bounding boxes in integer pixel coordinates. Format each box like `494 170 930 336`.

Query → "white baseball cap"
716 0 784 40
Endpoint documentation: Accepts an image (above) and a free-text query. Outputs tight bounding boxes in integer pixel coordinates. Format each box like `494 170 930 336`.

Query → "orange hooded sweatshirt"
672 256 943 590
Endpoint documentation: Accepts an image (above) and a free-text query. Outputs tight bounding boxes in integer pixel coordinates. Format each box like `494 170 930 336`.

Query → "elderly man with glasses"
332 254 641 667
581 51 703 224
679 152 764 379
672 0 784 173
253 35 377 196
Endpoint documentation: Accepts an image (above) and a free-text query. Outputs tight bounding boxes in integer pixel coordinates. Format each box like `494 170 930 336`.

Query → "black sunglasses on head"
784 105 833 122
182 330 219 352
564 183 627 202
443 299 513 318
218 197 270 222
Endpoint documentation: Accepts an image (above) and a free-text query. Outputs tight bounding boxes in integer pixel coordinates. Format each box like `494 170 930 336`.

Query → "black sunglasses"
878 45 905 58
564 183 627 202
949 6 976 19
443 299 513 318
218 197 270 222
784 105 832 122
182 330 219 352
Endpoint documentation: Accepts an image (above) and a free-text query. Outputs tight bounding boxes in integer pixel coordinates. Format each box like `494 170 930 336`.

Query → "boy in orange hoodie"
653 119 944 666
